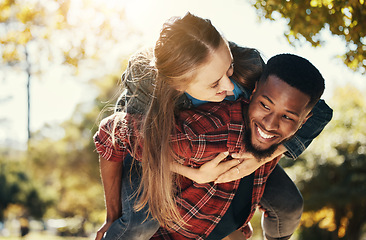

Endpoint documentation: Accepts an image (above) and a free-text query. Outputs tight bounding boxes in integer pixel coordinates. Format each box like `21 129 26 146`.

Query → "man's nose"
262 113 280 131
219 76 234 92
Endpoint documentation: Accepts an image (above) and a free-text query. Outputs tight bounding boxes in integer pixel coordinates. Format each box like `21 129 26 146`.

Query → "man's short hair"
260 53 325 108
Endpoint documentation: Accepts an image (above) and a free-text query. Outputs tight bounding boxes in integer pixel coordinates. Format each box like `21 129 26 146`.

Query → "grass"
0 232 93 240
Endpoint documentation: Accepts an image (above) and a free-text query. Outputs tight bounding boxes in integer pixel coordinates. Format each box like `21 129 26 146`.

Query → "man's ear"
300 111 313 128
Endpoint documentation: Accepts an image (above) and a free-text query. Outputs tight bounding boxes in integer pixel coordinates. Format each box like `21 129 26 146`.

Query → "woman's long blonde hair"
134 13 224 229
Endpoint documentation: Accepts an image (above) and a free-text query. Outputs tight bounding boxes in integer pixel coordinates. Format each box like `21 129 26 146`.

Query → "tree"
250 0 366 73
0 157 50 221
286 86 366 239
0 0 137 146
24 71 123 236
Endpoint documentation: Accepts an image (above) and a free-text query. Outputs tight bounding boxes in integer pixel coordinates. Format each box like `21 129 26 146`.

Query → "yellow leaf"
2 44 21 63
16 4 37 24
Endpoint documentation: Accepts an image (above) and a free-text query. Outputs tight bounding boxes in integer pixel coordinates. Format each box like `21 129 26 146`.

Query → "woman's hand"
95 220 114 240
215 145 287 183
215 152 264 183
171 152 240 184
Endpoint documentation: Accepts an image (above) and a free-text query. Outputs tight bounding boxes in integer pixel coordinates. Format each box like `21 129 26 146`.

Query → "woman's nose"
219 76 234 92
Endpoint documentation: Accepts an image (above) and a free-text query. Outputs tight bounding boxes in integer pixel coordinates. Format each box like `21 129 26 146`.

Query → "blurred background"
0 0 365 239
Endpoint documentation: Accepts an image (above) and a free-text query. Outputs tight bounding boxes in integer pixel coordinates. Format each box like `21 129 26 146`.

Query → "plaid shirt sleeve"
93 114 137 162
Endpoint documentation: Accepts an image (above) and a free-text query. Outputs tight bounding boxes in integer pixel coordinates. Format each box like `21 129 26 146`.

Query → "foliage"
1 0 136 235
251 0 366 73
0 0 131 68
290 86 366 239
0 155 51 221
20 72 122 235
0 0 138 142
0 61 124 235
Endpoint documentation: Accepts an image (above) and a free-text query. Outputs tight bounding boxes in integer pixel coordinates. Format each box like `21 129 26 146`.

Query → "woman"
94 13 332 240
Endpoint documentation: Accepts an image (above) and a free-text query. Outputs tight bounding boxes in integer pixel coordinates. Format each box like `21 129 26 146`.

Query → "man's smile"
253 123 279 145
257 125 275 139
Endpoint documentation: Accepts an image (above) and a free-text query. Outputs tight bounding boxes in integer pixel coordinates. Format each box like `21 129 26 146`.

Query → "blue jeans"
102 155 159 240
260 165 303 240
103 160 302 240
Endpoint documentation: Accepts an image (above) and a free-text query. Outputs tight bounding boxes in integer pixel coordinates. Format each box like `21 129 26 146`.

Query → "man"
95 53 327 239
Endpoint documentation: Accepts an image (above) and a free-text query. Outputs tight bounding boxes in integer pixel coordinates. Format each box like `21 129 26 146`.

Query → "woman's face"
184 42 234 102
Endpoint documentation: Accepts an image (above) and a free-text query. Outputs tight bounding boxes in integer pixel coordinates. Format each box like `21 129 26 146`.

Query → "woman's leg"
259 165 303 240
103 155 159 240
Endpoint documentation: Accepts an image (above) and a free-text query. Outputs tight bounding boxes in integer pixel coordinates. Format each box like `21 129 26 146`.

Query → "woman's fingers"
217 158 240 172
211 151 229 165
215 166 240 183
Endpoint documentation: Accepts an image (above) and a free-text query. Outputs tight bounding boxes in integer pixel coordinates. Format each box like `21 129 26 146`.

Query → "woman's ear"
249 81 258 101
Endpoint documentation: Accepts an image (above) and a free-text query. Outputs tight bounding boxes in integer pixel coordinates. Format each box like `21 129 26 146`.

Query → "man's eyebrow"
262 95 300 117
262 95 273 104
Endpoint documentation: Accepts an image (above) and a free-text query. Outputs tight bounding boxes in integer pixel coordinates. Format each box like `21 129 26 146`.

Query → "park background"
0 0 365 239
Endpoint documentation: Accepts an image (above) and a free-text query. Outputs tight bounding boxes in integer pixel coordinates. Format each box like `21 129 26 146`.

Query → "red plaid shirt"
94 98 279 239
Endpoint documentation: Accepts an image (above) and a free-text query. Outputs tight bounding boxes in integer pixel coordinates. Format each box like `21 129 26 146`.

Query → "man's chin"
244 130 279 161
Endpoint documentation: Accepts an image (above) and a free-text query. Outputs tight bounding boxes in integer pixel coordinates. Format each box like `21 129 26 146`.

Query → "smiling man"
243 53 323 163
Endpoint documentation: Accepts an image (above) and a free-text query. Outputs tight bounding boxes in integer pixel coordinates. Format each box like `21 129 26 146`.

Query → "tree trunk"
25 45 31 144
345 204 364 240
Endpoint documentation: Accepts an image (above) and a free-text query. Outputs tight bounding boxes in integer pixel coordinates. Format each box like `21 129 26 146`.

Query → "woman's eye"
211 82 219 88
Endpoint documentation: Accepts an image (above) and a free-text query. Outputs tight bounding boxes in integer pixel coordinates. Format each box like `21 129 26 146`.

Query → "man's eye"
283 115 294 121
260 102 270 110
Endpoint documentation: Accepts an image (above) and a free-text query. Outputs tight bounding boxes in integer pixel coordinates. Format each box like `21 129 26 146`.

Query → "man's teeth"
257 127 274 139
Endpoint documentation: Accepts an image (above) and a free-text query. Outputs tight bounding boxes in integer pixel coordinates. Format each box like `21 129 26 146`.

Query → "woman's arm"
215 145 286 183
170 152 241 184
95 157 123 240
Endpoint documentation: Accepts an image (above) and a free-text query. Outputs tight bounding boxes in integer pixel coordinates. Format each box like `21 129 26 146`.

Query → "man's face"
245 75 313 158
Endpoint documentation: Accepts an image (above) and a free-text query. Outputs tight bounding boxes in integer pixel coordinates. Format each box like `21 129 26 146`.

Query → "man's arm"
95 157 123 240
283 99 333 159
